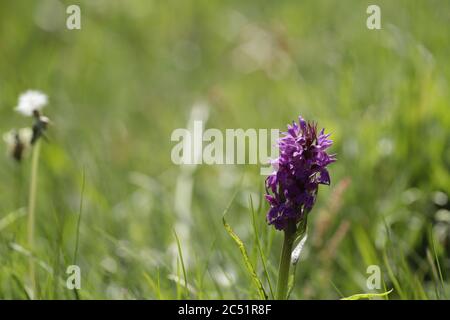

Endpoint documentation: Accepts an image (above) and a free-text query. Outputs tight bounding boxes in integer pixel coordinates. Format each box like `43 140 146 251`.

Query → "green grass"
0 0 449 299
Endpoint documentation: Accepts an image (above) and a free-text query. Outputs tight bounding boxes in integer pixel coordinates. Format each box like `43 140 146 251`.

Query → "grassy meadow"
0 0 449 299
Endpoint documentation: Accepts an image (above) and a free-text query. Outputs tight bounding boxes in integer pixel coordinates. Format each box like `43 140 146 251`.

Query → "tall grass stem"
276 221 296 300
27 140 41 299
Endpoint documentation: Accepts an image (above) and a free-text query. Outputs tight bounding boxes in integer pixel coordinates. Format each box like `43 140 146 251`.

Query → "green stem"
276 220 296 300
27 140 41 299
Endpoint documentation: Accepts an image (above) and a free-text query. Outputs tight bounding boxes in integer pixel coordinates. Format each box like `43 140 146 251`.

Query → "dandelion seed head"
3 128 32 145
15 90 48 116
3 128 33 161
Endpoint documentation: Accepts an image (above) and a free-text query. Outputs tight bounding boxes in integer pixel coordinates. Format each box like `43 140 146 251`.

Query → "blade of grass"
173 229 189 298
143 271 162 299
382 218 406 299
11 273 31 300
382 249 405 299
426 249 441 299
222 192 267 299
72 168 85 300
382 278 389 300
176 258 181 299
341 289 393 300
27 140 41 299
0 207 26 231
208 269 224 299
157 268 161 299
223 215 267 299
198 238 217 298
249 195 274 299
330 280 345 298
429 225 446 298
73 168 85 265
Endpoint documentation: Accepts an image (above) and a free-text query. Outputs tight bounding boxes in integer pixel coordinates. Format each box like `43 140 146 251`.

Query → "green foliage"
341 289 393 300
0 0 449 299
222 196 267 300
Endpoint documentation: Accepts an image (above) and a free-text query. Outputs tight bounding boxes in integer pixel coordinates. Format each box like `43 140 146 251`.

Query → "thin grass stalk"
27 140 41 299
276 220 296 300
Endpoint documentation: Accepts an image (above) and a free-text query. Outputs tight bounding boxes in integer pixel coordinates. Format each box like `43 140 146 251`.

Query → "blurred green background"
0 0 449 299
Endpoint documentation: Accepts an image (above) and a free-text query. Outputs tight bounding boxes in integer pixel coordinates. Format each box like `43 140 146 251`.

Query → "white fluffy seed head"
3 128 33 161
15 90 48 116
3 128 32 147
